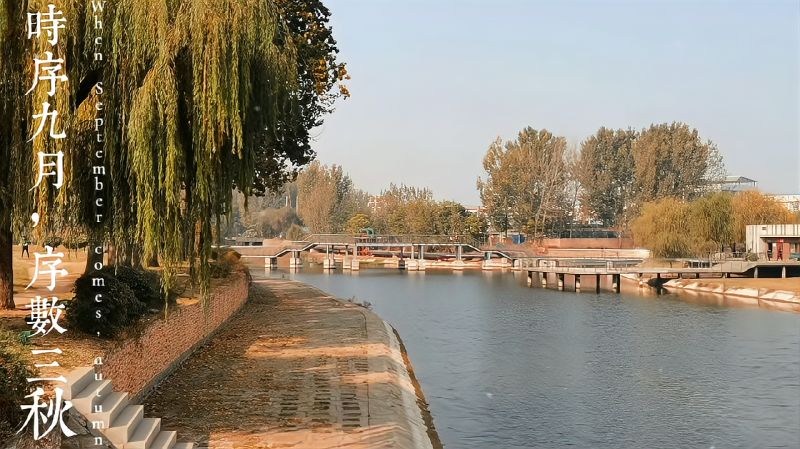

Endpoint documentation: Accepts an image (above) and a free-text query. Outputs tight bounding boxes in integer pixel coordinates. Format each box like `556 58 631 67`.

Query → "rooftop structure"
709 176 758 192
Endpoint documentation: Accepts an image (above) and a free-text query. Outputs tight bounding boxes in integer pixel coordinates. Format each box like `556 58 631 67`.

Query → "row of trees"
225 167 490 243
477 122 725 236
0 0 347 309
631 191 798 258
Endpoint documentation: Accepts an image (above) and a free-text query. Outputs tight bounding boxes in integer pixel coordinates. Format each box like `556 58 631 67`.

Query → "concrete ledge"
664 279 800 312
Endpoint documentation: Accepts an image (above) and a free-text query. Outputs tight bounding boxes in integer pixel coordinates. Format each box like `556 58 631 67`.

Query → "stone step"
72 379 113 413
172 444 195 449
149 430 177 449
90 391 129 428
63 366 95 400
124 417 160 449
107 404 144 447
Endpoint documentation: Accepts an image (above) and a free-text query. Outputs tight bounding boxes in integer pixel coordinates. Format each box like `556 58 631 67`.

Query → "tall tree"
0 0 28 309
478 127 570 237
1 0 347 304
577 127 637 227
632 122 725 204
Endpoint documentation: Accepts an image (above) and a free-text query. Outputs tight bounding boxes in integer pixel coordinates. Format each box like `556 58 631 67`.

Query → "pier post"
782 266 786 278
613 274 621 293
546 272 558 289
265 257 277 270
289 251 302 269
563 274 576 292
754 267 759 278
527 271 533 286
541 273 547 288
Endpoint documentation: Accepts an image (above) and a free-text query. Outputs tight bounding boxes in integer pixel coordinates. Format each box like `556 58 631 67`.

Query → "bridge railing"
305 233 483 246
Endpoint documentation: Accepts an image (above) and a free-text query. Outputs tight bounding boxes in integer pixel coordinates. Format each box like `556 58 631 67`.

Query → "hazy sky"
311 0 800 205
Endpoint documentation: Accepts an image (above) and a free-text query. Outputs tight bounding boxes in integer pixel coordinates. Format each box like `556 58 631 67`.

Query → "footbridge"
230 233 524 271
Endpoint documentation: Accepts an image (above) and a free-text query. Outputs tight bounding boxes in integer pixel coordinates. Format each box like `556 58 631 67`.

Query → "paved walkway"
143 279 436 449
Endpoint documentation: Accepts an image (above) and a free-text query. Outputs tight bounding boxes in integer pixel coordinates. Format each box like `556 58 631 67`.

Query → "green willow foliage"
2 0 345 300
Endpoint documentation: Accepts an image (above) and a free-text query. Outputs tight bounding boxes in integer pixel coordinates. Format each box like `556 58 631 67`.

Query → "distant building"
709 176 758 192
745 224 800 260
464 205 483 215
769 194 800 213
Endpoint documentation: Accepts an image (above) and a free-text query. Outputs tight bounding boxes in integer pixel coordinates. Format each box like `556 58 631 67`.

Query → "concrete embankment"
662 278 800 312
143 279 440 449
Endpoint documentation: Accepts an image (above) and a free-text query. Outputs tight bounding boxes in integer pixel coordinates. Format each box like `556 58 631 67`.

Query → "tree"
631 197 695 258
0 1 27 309
576 127 637 227
371 184 438 235
345 213 371 235
435 201 467 236
1 0 347 304
295 162 367 233
464 213 489 244
296 162 339 233
732 191 796 246
632 122 725 204
477 127 570 238
688 192 734 253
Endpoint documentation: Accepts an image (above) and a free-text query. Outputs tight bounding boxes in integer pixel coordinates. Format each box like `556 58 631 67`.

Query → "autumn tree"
478 127 570 237
296 162 368 234
464 213 489 244
631 198 695 258
372 184 437 234
577 127 637 227
632 122 725 204
435 201 468 236
345 213 371 235
732 191 796 246
688 192 734 254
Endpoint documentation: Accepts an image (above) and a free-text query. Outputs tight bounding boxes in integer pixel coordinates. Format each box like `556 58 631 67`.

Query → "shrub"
0 331 35 443
101 266 166 307
210 250 241 279
66 271 148 338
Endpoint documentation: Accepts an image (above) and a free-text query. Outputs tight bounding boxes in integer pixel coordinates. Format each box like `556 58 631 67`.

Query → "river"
252 267 800 448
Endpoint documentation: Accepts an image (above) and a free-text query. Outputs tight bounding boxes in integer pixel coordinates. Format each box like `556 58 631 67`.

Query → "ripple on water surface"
252 268 800 449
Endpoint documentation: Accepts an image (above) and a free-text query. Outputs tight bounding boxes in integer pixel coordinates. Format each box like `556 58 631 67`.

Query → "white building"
769 194 800 213
745 224 800 260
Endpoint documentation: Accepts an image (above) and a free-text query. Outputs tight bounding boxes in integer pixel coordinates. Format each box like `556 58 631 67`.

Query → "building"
709 176 758 192
769 194 800 213
745 224 800 260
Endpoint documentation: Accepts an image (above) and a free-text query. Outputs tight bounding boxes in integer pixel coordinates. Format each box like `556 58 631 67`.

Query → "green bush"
0 331 35 443
66 271 148 338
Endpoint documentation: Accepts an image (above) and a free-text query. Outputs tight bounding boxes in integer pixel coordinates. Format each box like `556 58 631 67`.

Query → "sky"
311 0 800 205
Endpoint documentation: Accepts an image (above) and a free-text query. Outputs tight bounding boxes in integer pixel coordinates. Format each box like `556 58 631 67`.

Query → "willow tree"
0 1 28 309
0 0 347 307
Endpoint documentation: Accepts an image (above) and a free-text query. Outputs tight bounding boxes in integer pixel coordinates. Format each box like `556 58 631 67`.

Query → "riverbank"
662 277 800 312
143 279 440 449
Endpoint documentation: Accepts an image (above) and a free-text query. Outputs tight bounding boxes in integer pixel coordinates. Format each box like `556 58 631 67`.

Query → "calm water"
254 267 800 449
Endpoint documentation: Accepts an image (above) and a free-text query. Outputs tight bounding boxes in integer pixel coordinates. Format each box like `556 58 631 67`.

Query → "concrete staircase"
64 367 195 449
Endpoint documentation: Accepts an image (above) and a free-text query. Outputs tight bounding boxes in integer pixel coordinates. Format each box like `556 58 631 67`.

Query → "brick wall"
99 270 250 400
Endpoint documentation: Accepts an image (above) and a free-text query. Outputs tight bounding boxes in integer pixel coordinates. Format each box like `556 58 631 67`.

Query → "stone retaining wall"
100 270 250 400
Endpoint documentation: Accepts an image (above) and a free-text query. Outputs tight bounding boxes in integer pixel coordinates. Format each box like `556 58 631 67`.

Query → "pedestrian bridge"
230 233 523 261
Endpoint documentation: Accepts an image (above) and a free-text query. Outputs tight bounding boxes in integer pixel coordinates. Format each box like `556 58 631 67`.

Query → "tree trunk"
0 225 15 309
